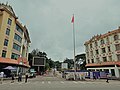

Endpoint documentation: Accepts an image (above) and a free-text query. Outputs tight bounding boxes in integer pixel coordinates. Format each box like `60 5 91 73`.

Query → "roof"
0 3 17 19
86 61 120 67
0 57 30 68
84 28 120 45
0 3 31 43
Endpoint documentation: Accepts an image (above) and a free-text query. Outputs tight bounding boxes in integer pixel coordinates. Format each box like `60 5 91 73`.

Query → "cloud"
1 0 120 61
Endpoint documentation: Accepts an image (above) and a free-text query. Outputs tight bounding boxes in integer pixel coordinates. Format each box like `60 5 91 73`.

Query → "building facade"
84 27 120 78
0 3 31 74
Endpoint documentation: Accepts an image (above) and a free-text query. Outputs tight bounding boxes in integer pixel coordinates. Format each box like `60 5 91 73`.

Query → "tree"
45 63 50 71
54 61 61 71
28 49 56 72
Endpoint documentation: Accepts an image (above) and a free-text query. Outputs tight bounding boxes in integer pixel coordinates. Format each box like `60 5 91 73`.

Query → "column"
115 65 120 78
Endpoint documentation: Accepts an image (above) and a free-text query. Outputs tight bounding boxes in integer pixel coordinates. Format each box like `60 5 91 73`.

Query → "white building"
84 27 120 78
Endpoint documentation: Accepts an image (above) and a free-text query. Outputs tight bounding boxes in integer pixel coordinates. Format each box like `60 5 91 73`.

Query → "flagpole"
72 14 76 80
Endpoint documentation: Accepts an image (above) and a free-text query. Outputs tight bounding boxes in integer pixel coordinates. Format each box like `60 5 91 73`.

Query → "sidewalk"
2 75 25 81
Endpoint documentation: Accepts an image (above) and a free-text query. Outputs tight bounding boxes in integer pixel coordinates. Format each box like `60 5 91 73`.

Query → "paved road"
0 76 120 90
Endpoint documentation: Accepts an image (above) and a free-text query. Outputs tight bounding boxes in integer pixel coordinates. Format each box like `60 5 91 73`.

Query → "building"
84 27 120 78
0 3 31 74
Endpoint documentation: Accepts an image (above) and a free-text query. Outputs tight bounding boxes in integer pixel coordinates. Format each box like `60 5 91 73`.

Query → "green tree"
54 61 61 71
28 49 56 71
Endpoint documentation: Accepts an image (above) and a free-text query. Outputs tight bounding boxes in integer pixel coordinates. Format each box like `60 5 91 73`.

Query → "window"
103 57 107 62
88 59 90 63
14 33 22 43
7 18 12 25
96 58 100 63
111 69 115 76
95 41 98 46
108 46 111 52
117 54 120 61
6 28 10 35
26 53 27 57
16 24 23 35
90 51 93 57
87 52 89 57
101 39 104 45
104 69 109 73
96 50 99 55
106 37 109 43
109 56 112 61
2 50 6 58
86 45 89 51
90 43 92 48
115 44 120 51
91 59 94 63
11 53 19 60
4 39 8 46
13 43 21 51
114 34 119 41
102 48 106 53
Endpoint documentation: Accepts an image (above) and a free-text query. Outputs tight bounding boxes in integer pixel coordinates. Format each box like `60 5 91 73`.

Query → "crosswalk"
0 81 99 85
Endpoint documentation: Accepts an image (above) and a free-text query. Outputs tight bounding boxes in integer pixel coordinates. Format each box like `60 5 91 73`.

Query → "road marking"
60 81 64 84
73 81 78 84
25 82 30 84
42 81 44 84
48 81 51 84
18 82 25 84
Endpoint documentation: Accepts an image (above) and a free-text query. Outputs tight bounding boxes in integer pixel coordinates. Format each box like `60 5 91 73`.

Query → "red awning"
0 57 30 68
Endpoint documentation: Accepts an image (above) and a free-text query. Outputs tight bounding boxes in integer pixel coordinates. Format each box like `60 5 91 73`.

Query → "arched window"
101 39 104 45
106 37 109 43
114 34 119 41
95 41 98 46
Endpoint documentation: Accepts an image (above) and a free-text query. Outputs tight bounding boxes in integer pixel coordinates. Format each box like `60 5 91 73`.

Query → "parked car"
28 69 36 78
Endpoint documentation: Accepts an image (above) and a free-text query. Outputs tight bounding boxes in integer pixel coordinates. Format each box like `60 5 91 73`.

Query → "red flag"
71 15 74 23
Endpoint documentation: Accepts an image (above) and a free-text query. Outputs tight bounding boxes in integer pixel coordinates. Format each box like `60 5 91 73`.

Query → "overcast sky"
1 0 120 61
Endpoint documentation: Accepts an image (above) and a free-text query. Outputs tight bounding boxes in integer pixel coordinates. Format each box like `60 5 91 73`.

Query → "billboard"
61 63 68 69
32 57 46 66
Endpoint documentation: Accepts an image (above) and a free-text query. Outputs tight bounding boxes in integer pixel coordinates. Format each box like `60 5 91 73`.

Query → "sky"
1 0 120 61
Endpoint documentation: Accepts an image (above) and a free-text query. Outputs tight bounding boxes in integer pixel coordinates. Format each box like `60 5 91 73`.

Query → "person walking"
106 73 109 83
25 71 29 83
18 72 22 82
0 72 4 84
93 74 96 80
11 72 15 83
18 72 20 82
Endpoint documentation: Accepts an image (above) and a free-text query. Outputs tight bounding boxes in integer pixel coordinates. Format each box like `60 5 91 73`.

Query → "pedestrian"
18 72 20 82
0 71 4 84
93 74 96 80
106 73 109 83
11 72 15 83
25 71 29 83
18 72 22 82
